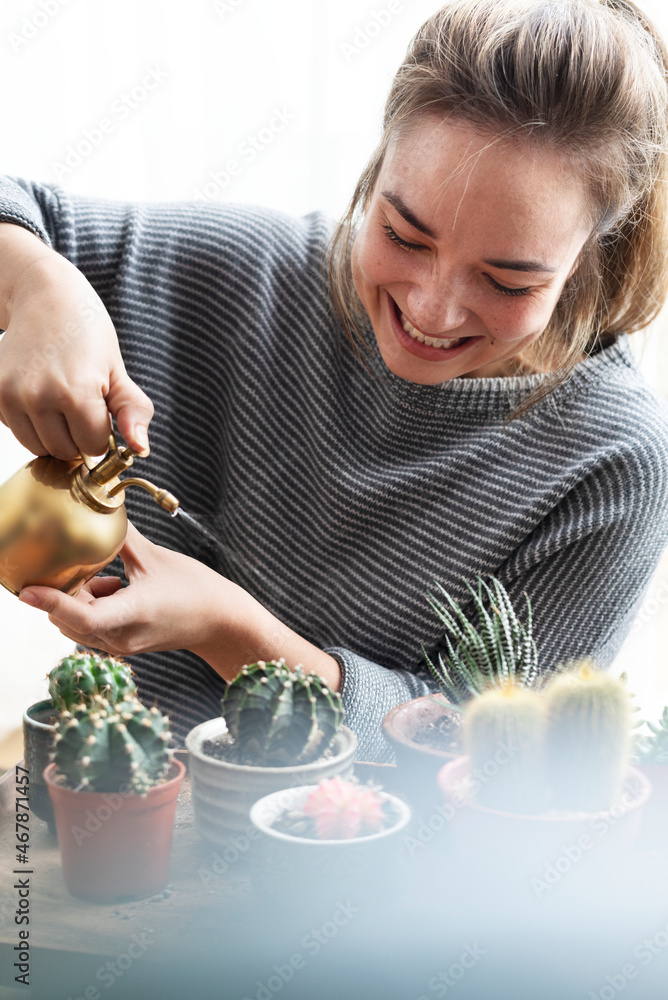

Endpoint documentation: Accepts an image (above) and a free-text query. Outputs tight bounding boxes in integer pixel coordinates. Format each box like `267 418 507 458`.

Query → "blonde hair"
327 0 668 412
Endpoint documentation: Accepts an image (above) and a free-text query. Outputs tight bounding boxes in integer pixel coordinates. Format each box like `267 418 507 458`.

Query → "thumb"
106 369 155 458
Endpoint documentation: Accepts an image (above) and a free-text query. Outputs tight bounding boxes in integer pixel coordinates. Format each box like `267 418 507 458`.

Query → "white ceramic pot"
249 784 412 901
185 718 358 847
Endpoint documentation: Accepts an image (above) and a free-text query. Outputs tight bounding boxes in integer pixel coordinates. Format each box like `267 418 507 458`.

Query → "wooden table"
2 760 668 1000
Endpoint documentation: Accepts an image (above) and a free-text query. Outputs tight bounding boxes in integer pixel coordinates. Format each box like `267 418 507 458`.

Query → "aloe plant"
422 575 540 703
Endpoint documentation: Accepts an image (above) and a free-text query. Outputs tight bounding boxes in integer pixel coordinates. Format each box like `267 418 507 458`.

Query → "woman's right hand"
0 223 153 460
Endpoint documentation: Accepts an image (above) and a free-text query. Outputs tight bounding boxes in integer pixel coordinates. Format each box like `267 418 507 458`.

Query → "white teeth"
399 311 461 349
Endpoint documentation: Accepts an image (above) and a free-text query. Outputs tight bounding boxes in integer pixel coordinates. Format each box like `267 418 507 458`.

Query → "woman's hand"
0 223 153 459
17 521 341 688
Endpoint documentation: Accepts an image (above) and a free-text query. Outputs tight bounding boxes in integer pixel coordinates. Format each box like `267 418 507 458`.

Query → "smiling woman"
350 119 593 381
0 0 667 761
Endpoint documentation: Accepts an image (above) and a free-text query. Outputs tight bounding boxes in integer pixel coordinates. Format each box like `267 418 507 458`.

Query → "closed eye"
484 274 533 297
382 223 424 251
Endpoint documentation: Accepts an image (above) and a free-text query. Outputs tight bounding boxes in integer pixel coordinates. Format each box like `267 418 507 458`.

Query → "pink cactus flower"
303 776 384 839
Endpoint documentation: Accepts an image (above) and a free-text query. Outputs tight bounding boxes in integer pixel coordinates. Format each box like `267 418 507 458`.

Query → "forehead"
380 117 592 258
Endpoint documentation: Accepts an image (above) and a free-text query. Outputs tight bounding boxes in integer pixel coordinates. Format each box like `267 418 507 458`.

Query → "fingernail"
134 425 150 456
19 591 38 607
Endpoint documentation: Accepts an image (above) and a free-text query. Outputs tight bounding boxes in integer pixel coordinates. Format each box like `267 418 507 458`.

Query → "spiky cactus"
634 706 668 765
423 576 541 704
463 682 547 814
52 694 172 794
543 660 632 812
221 658 344 765
48 652 136 712
302 777 385 839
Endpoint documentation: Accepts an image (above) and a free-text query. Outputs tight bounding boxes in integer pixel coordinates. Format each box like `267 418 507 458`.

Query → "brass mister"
0 431 179 597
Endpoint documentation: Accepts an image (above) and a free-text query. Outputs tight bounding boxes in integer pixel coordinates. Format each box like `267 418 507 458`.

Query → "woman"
1 0 667 761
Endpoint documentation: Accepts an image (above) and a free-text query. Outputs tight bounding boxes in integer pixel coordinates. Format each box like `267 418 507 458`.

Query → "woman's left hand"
18 521 260 672
17 521 341 688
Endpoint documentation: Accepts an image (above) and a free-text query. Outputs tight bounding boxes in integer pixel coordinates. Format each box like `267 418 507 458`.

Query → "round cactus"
221 658 345 765
543 660 632 812
463 682 548 814
48 652 136 712
52 694 172 794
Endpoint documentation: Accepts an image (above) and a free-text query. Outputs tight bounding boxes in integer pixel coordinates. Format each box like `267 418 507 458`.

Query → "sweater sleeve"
326 423 668 763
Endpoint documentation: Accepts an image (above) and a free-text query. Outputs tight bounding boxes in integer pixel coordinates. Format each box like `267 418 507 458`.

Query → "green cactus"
52 694 172 794
221 658 345 765
423 575 542 704
48 652 136 712
634 706 668 764
543 661 632 812
463 682 548 814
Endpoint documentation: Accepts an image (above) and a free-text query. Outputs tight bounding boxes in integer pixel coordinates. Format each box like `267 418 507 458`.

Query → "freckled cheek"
485 300 554 344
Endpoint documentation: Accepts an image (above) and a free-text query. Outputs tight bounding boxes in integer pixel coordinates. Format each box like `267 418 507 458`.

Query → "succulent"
220 658 344 766
423 575 541 704
48 652 136 712
543 660 632 812
303 777 385 839
52 694 172 794
463 682 547 815
634 706 668 764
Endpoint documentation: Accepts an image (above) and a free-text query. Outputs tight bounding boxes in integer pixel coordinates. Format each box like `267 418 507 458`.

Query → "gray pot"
22 699 60 832
185 717 357 847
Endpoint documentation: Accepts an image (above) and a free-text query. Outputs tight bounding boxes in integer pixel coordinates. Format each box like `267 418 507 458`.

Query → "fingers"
106 371 154 458
19 583 134 656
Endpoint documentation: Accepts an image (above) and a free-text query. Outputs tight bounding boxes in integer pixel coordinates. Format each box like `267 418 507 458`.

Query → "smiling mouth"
394 301 467 350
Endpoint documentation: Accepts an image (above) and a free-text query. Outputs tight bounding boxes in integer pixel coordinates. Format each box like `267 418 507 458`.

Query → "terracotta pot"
436 755 651 898
249 784 412 902
22 700 59 832
382 694 462 812
186 717 357 847
44 758 185 902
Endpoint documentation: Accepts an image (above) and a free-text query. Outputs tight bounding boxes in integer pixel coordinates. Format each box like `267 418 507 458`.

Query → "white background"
0 0 667 749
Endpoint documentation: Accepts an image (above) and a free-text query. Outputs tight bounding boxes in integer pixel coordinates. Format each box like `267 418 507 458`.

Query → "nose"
405 277 470 336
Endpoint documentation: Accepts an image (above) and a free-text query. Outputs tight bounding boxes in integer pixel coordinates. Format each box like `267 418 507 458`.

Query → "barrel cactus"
463 682 547 815
220 658 345 765
543 660 632 812
48 652 136 712
52 694 172 794
423 575 542 704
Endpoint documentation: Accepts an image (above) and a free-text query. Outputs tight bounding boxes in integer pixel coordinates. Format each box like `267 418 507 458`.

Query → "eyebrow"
381 189 558 274
381 190 437 239
482 258 558 274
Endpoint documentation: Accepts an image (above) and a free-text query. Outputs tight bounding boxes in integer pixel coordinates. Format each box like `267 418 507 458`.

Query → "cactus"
463 682 547 815
543 660 632 812
634 706 668 765
303 777 385 839
48 652 136 712
52 694 172 794
221 658 344 766
423 576 542 704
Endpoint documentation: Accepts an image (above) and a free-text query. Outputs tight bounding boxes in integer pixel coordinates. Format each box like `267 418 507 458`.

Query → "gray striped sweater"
2 177 668 762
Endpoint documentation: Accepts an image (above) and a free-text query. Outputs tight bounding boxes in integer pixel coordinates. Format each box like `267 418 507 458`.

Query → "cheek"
484 294 559 342
352 227 403 290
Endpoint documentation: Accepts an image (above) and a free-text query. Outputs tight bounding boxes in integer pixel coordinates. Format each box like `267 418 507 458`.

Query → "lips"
398 310 464 350
387 293 476 361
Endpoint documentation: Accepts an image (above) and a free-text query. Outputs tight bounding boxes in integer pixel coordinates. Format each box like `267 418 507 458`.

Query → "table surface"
2 757 668 1000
